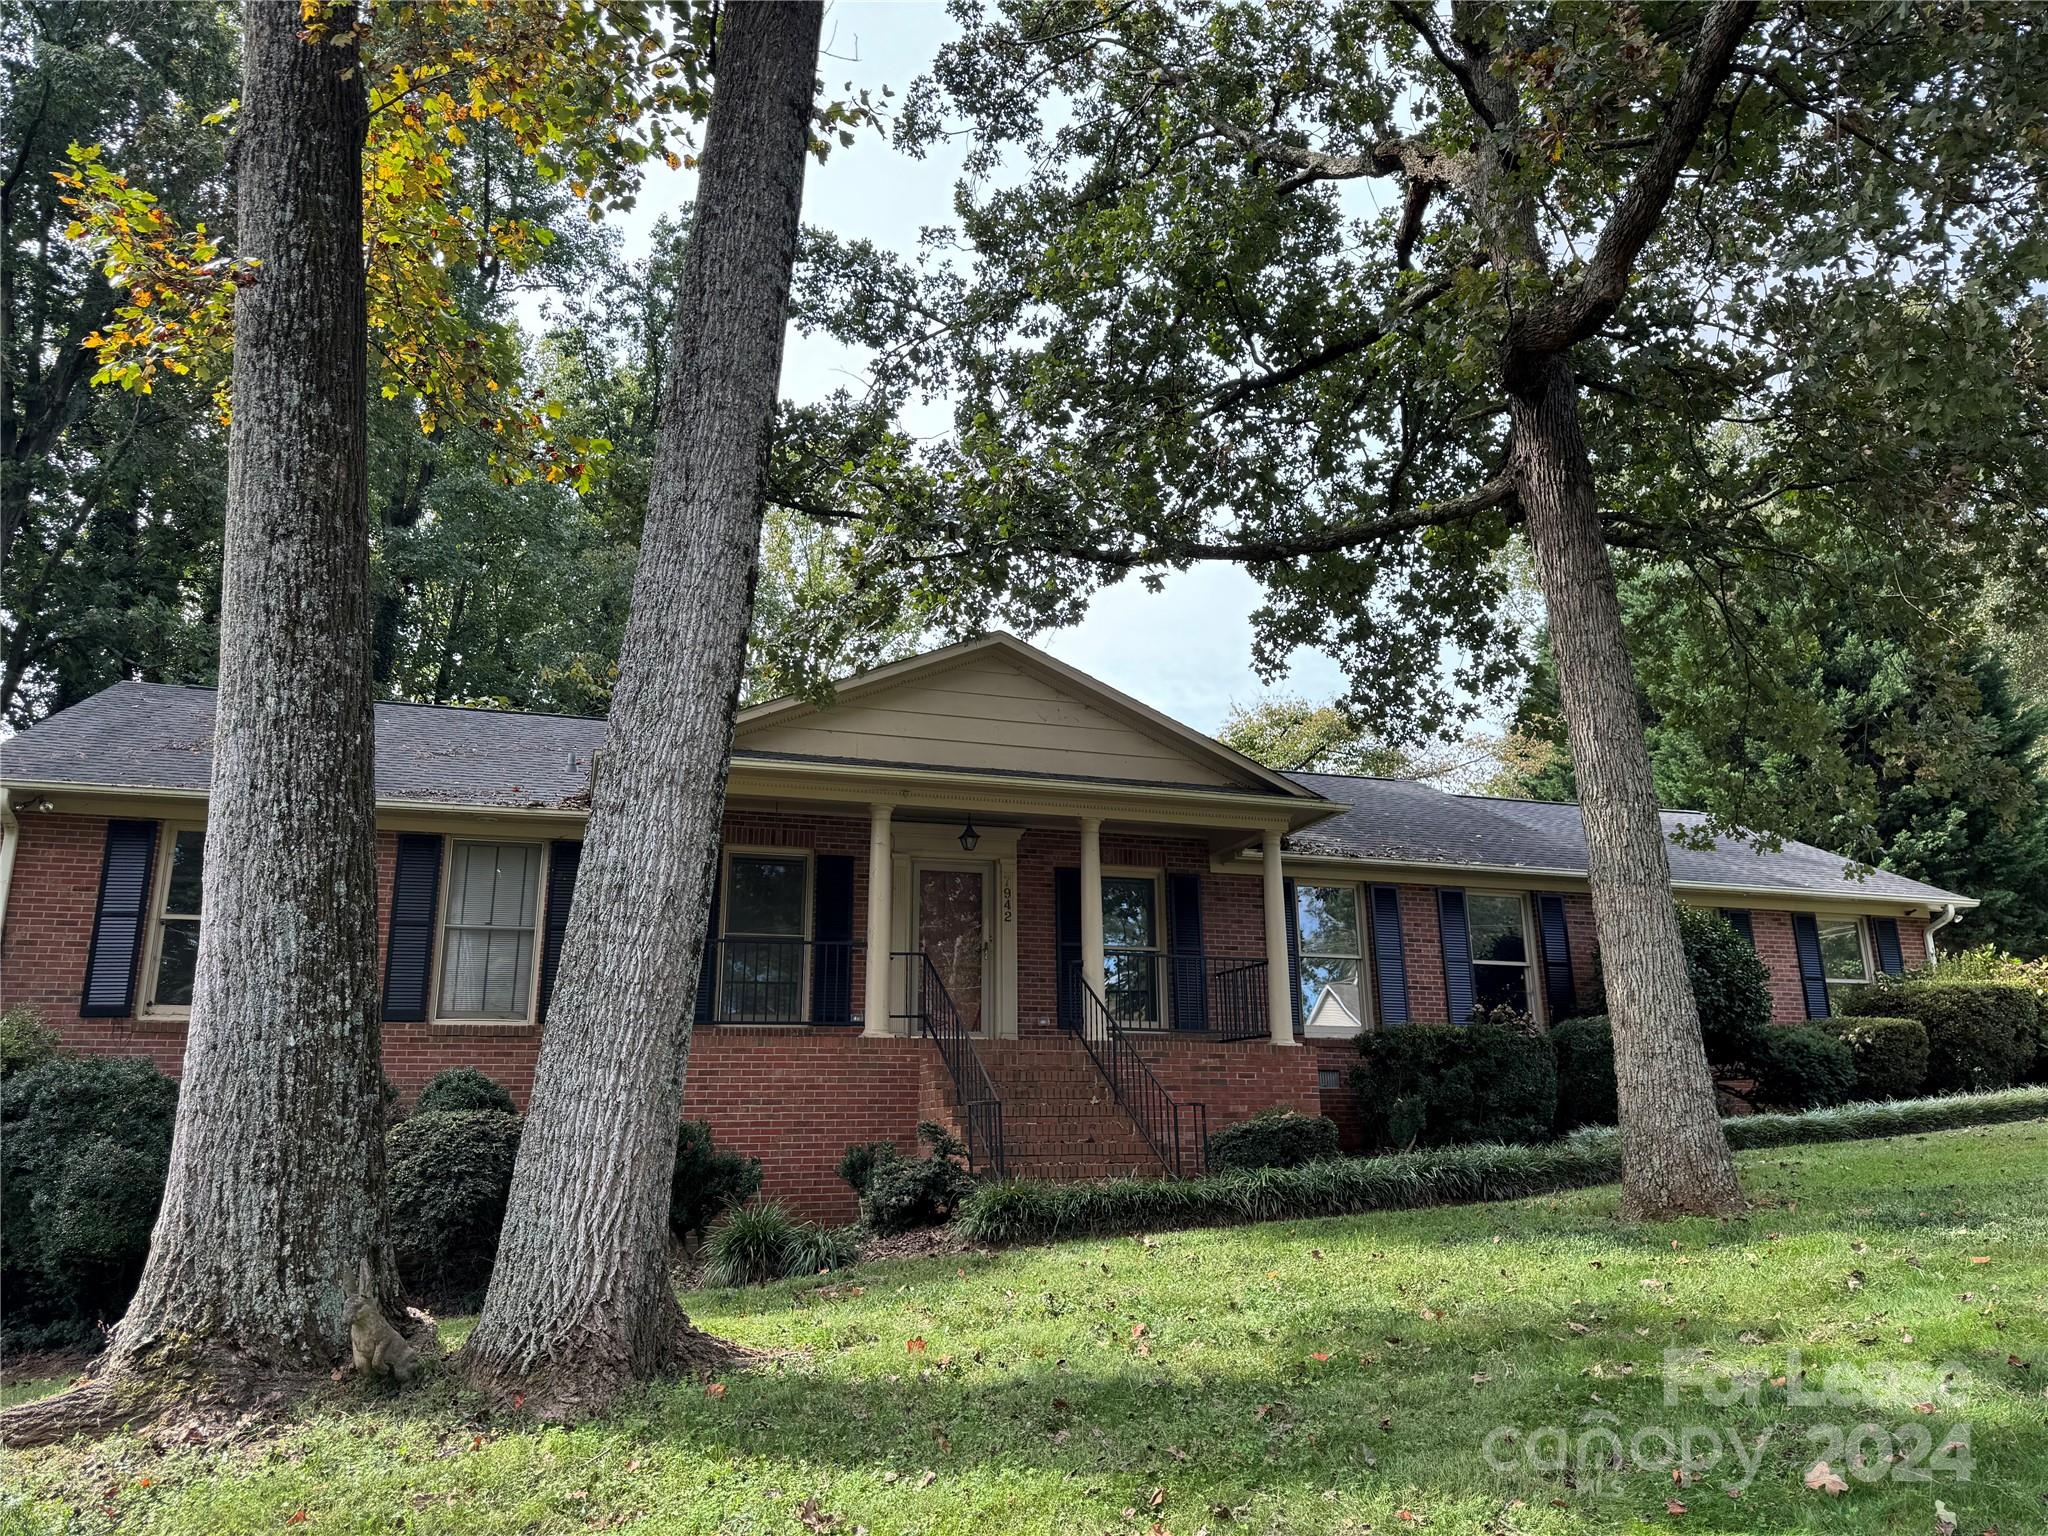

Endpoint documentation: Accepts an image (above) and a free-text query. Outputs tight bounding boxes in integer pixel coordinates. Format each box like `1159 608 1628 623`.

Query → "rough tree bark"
1460 0 1754 1217
0 0 390 1449
461 0 823 1417
1509 356 1743 1217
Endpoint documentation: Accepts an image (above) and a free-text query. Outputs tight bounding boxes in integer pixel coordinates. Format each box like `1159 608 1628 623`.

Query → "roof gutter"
1252 849 1977 911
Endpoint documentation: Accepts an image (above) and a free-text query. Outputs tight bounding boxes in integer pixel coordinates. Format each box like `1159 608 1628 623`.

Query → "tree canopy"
798 0 2045 772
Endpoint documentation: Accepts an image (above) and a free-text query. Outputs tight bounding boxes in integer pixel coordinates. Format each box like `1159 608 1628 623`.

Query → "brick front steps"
973 1038 1168 1181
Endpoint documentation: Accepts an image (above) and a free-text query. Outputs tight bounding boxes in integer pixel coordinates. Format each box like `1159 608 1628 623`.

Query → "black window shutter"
1165 871 1206 1032
535 840 582 1026
1870 916 1904 977
1536 892 1576 1018
693 858 723 1026
1282 875 1302 1032
1053 867 1081 1030
382 833 443 1023
1369 884 1409 1025
810 853 856 1023
80 819 160 1017
1790 911 1830 1019
1721 908 1755 947
1438 888 1474 1024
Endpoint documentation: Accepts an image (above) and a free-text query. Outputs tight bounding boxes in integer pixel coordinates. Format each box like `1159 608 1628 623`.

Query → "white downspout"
1923 901 1961 965
0 797 19 941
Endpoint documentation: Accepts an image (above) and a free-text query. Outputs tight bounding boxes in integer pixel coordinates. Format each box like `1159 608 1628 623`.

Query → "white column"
1262 828 1296 1046
863 804 894 1037
1079 815 1106 1034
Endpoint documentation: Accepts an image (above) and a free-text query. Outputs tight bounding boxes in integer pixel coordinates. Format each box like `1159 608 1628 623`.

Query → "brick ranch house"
1 634 1974 1220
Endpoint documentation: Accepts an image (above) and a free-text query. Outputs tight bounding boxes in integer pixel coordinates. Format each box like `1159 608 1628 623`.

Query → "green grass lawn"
5 1121 2045 1535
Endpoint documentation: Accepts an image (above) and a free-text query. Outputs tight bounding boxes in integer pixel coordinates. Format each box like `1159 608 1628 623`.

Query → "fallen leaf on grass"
1666 1498 1688 1515
918 1470 936 1489
1803 1460 1849 1495
906 1338 926 1354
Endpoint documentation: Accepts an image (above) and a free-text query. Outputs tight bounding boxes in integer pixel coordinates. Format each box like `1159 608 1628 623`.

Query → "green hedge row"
956 1086 2048 1244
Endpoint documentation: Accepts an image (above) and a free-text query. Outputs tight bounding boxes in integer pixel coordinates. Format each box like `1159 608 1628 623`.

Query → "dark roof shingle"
1282 770 1966 905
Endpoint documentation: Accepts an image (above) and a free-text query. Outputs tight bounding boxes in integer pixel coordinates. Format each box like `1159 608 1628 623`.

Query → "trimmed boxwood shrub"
1206 1109 1340 1171
837 1140 900 1197
1838 981 2037 1092
670 1119 762 1244
386 1108 523 1306
1581 908 1771 1065
413 1067 516 1116
1550 1014 1618 1130
1817 1015 1929 1100
1746 1025 1858 1111
854 1122 975 1233
1355 1024 1558 1148
0 1055 178 1345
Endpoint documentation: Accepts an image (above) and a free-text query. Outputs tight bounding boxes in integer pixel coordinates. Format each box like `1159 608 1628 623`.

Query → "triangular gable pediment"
734 634 1311 796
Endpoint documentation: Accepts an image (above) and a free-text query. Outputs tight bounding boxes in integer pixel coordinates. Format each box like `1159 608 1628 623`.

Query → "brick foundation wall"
1130 1036 1321 1134
681 1030 925 1221
1310 1038 1365 1150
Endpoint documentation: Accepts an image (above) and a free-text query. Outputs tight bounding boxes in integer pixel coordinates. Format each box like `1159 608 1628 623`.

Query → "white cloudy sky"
576 0 1355 733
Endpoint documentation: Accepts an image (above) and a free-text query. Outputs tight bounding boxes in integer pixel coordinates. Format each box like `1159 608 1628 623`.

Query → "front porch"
691 793 1322 1188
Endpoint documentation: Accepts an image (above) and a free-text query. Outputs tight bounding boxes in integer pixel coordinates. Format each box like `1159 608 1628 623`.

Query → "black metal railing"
704 937 860 1024
893 950 1006 1178
1061 953 1271 1040
1072 975 1208 1178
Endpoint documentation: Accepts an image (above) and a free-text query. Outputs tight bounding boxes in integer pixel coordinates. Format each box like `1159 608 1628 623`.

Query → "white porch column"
863 804 894 1036
1079 815 1106 1032
1261 829 1296 1045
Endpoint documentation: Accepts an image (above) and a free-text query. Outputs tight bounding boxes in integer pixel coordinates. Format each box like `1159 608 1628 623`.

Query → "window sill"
422 1019 537 1038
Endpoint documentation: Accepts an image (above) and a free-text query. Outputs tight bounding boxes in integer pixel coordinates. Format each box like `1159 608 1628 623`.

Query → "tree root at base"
0 1341 325 1450
458 1315 758 1422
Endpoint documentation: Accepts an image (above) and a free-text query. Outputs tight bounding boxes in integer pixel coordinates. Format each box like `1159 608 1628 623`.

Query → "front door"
915 861 991 1033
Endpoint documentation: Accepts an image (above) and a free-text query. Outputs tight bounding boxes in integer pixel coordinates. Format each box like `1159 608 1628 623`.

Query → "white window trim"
1465 888 1542 1026
1817 914 1873 986
1296 879 1371 1037
139 821 205 1019
715 845 813 1024
428 835 550 1026
1101 864 1167 1025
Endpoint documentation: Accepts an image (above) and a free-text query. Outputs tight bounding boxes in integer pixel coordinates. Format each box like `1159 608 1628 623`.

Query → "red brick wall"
1130 1035 1321 1131
1396 884 1450 1023
1748 910 1807 1022
681 1030 925 1220
1310 1038 1364 1150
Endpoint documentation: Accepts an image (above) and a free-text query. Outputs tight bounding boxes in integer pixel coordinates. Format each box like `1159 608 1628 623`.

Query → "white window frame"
140 822 207 1018
429 836 549 1025
716 845 813 1023
1296 880 1370 1036
1465 889 1541 1025
1816 914 1873 986
1101 866 1167 1026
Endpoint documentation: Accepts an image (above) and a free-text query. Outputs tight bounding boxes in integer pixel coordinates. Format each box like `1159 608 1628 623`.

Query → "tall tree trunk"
34 0 386 1421
1509 355 1742 1217
462 0 822 1417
